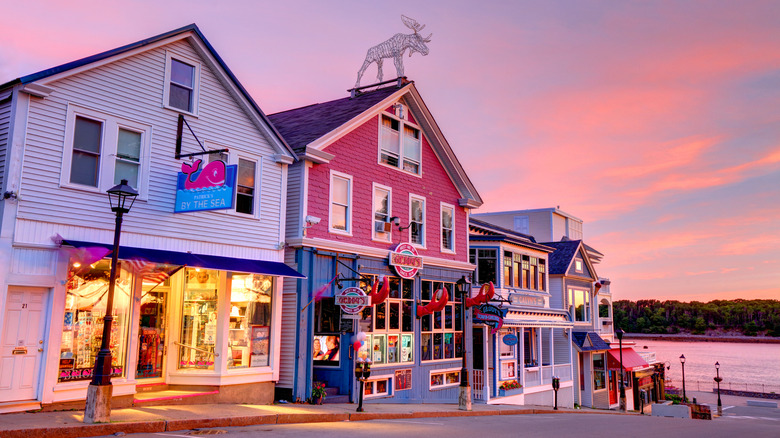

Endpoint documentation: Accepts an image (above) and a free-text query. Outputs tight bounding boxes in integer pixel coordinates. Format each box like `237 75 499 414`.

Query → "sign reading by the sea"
389 243 423 279
473 304 507 335
335 287 370 315
175 159 237 213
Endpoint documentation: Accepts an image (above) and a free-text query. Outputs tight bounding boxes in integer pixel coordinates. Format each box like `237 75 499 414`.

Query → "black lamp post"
714 361 722 416
616 328 626 412
456 276 472 411
84 179 138 423
679 354 687 403
355 359 372 412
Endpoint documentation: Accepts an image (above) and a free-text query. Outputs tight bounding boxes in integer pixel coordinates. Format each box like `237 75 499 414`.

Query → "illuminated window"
379 113 421 175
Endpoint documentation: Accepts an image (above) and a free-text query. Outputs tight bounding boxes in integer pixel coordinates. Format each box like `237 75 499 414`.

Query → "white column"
519 326 525 388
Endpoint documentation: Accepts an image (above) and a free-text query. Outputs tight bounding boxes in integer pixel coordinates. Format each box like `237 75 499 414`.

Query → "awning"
607 348 650 372
502 307 574 328
64 240 305 278
571 331 611 352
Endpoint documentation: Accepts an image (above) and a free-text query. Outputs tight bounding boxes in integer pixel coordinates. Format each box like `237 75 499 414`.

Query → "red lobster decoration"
368 276 390 305
416 288 449 317
465 282 495 308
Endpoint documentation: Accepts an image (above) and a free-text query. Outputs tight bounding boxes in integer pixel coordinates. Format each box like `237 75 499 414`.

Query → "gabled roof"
542 240 582 275
268 80 482 207
469 218 554 253
572 331 611 352
0 24 296 160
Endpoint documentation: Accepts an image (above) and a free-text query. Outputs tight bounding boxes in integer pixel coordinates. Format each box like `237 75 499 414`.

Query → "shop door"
0 287 49 402
608 369 617 404
136 286 168 380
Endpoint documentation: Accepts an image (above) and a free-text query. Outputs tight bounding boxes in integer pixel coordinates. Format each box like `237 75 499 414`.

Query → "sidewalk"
0 402 626 438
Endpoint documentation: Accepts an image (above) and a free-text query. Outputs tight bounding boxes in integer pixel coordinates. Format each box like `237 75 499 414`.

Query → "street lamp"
84 179 138 423
456 276 472 411
615 328 626 412
679 354 687 403
714 361 722 416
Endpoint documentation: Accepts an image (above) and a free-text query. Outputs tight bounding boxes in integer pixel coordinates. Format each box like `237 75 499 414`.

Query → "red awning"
608 348 649 372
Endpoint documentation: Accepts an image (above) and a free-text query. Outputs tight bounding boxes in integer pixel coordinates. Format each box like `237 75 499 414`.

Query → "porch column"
519 326 525 388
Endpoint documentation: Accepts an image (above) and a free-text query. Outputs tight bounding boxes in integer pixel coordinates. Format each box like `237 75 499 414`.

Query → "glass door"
136 274 171 380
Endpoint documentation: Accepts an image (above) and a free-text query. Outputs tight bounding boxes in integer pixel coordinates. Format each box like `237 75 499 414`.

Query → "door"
0 287 49 402
608 369 617 404
136 285 169 380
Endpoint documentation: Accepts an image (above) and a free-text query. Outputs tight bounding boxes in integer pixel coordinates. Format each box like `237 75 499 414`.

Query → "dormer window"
379 114 421 175
164 52 200 115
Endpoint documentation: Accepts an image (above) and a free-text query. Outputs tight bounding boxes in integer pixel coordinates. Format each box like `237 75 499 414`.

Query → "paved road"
108 411 780 438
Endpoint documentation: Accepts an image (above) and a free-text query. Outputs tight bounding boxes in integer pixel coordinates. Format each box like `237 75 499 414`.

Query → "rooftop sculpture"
355 15 432 88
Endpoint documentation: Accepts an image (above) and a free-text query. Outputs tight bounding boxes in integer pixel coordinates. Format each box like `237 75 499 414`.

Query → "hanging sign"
473 304 507 335
502 333 518 346
335 287 370 314
509 293 545 307
389 243 423 279
174 159 237 213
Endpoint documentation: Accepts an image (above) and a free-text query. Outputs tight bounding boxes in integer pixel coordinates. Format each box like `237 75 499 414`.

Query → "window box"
498 387 523 397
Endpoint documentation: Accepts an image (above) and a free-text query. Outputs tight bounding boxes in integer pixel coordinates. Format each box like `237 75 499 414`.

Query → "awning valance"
607 348 650 372
64 240 305 279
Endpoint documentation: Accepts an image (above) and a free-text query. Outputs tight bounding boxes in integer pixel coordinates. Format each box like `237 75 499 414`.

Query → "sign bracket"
174 114 229 159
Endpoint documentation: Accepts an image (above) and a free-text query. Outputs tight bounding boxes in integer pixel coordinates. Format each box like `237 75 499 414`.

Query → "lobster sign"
174 159 237 213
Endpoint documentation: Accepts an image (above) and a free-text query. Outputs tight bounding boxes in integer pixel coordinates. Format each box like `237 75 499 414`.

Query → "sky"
1 0 778 302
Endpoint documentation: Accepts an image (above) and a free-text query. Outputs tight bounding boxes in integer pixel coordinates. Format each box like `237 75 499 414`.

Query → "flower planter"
499 387 523 397
310 396 323 405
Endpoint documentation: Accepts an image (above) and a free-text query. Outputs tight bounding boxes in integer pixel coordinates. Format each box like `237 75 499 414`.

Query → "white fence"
665 379 780 394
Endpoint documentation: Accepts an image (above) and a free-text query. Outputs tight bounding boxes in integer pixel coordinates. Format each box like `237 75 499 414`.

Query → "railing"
553 364 572 381
665 379 780 394
525 368 541 387
472 369 486 401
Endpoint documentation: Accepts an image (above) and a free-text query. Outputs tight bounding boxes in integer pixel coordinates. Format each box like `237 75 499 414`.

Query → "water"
629 339 780 392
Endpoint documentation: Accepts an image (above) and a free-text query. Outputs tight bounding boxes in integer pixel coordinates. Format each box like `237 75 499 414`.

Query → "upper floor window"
208 151 259 216
470 248 497 285
538 259 546 291
410 196 425 246
62 105 150 198
574 258 584 273
164 52 200 115
329 171 352 234
440 203 455 252
568 288 591 322
503 252 513 287
373 184 391 242
379 114 422 175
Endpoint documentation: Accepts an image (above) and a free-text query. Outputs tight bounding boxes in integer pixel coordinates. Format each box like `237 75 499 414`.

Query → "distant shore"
624 333 780 344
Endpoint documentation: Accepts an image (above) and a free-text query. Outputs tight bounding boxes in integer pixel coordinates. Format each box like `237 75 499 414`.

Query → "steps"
322 387 349 404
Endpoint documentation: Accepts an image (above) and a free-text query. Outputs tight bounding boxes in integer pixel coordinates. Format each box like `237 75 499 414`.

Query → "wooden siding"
549 277 563 309
0 92 12 195
15 39 285 254
285 161 304 240
553 328 569 364
567 250 594 279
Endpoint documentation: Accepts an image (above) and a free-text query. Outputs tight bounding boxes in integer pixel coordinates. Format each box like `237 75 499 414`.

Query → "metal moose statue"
355 15 432 88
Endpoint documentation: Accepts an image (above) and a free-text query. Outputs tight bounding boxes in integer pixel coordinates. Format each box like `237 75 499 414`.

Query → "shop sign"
174 159 237 213
473 304 507 335
502 333 518 346
335 287 370 314
389 243 423 279
509 293 545 307
58 366 123 382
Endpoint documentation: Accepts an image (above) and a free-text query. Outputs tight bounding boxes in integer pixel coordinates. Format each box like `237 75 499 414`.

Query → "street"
104 411 780 438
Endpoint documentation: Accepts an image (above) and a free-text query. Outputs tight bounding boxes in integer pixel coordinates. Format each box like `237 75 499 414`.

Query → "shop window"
179 268 219 370
469 248 497 285
59 258 132 382
430 368 461 390
357 275 414 365
409 196 425 247
373 184 392 242
329 171 353 234
136 264 176 379
440 203 455 252
593 353 606 390
500 360 517 380
228 273 273 369
379 113 421 175
236 158 256 215
364 378 390 397
523 328 538 367
568 288 591 322
420 281 461 362
164 53 200 114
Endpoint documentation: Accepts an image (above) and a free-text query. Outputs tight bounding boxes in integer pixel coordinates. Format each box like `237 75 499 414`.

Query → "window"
529 257 538 290
164 53 200 114
373 184 391 242
62 105 150 197
420 281 462 362
593 353 606 390
228 273 273 369
441 203 455 252
430 368 462 390
575 259 584 273
364 378 390 397
522 256 530 288
329 171 352 234
469 248 497 285
538 259 546 291
513 254 522 288
357 276 414 365
503 252 513 287
513 215 529 234
236 158 256 215
180 268 219 370
568 288 591 322
410 196 425 246
379 113 422 175
523 328 538 367
599 299 611 318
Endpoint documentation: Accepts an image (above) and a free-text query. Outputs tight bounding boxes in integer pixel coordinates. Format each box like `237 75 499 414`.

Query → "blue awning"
64 240 305 278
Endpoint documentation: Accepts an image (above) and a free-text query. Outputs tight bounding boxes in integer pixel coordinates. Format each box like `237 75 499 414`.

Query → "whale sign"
473 304 507 335
174 159 237 213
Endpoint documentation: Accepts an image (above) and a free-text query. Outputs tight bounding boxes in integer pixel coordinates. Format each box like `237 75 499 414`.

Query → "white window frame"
440 202 456 253
203 146 262 219
429 367 462 390
329 170 353 236
60 104 151 200
568 287 591 323
574 259 584 273
372 183 392 242
163 51 201 116
408 194 426 249
377 111 423 177
363 376 391 398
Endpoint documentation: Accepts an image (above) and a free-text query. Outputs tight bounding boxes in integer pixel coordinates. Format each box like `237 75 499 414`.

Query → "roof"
572 331 611 352
469 218 555 253
0 24 295 160
608 348 650 372
541 240 582 275
268 84 401 153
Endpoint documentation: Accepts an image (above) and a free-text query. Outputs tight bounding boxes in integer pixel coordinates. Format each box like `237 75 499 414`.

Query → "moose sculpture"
355 15 432 88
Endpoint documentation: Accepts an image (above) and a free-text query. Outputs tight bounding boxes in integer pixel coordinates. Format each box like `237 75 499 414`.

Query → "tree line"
612 299 780 336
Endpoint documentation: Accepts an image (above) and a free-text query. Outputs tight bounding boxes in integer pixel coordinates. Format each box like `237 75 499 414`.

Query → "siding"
553 328 569 364
549 277 563 309
285 161 304 240
0 91 12 194
16 39 285 254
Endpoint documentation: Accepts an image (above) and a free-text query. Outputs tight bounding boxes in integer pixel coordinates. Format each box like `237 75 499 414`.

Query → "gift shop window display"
59 258 132 382
136 264 177 379
356 275 414 365
180 268 220 369
228 273 273 368
420 281 462 362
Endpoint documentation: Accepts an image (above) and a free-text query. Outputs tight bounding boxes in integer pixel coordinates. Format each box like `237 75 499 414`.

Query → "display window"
136 264 176 379
356 275 414 366
228 273 273 368
59 258 132 382
179 268 219 370
420 280 462 362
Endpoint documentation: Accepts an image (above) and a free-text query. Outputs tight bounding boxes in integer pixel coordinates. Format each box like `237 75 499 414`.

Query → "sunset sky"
2 1 778 302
